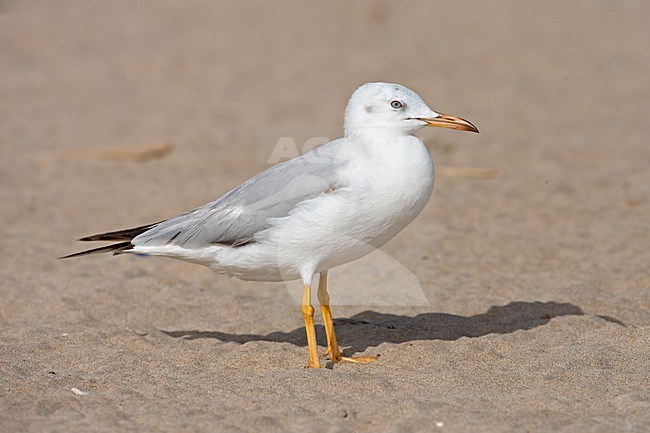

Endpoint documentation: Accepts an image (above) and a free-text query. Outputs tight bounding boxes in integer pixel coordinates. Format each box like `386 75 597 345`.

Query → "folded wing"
132 143 348 248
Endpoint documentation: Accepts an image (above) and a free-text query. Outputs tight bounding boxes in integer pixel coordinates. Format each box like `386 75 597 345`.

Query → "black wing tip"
77 222 160 243
59 241 133 259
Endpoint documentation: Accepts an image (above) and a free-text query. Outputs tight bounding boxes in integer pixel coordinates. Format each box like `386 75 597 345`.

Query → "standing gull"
63 82 478 368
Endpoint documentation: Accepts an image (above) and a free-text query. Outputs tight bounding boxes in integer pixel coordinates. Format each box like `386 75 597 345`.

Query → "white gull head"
343 82 479 138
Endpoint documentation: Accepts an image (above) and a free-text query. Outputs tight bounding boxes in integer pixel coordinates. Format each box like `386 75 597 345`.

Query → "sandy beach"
1 1 649 431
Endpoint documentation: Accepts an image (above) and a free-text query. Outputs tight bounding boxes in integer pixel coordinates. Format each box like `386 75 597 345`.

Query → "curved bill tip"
416 113 479 133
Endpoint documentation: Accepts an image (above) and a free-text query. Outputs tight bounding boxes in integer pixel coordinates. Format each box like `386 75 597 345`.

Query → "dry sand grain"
1 1 649 432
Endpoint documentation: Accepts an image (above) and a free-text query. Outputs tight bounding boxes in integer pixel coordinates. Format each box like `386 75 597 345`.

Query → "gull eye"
390 100 403 110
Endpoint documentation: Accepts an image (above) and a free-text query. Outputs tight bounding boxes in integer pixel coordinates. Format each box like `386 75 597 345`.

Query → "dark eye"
390 100 403 110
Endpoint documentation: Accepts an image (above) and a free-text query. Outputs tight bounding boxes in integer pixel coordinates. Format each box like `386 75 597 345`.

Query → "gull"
63 82 478 368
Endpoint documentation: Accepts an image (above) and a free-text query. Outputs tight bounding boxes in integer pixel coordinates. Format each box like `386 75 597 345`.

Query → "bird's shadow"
162 301 624 354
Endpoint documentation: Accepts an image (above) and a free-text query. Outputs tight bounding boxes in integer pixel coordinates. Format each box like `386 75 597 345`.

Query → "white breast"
269 135 434 275
348 135 435 247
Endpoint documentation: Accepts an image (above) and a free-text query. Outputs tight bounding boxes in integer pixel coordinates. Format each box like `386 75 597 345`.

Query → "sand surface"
1 1 649 432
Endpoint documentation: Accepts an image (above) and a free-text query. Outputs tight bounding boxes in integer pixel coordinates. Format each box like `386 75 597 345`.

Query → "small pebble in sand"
71 388 89 396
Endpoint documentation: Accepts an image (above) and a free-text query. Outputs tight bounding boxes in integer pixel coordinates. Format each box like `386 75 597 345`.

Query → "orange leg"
317 272 341 360
301 283 321 368
317 272 379 365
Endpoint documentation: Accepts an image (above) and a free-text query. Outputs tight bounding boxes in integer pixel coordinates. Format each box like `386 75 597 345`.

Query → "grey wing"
132 143 348 248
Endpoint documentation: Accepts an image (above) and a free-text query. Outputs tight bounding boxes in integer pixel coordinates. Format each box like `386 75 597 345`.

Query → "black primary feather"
78 222 159 242
59 241 133 259
61 222 161 259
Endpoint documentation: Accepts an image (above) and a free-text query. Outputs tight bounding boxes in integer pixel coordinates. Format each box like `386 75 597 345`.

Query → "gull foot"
339 354 380 364
326 349 380 364
304 358 322 369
